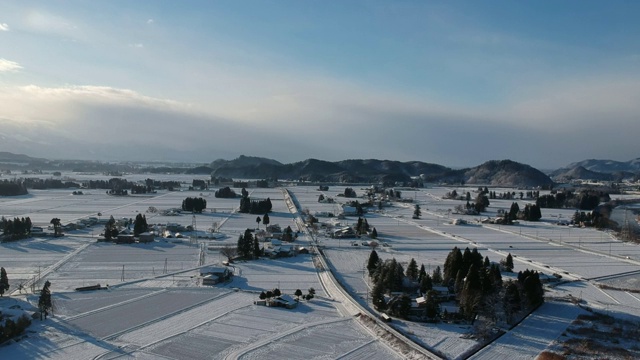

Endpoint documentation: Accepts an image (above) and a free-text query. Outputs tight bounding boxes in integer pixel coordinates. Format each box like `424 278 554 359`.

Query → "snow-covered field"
2 182 640 359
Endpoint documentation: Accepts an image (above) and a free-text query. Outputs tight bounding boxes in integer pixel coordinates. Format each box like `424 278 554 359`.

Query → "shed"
116 234 135 244
138 232 155 243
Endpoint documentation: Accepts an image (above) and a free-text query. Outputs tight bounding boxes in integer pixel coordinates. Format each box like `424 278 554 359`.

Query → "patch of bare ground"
540 311 640 360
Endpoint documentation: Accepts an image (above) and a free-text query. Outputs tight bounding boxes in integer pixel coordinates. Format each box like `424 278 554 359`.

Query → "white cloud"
147 19 154 24
0 58 22 72
1 72 639 167
129 43 144 48
0 23 9 31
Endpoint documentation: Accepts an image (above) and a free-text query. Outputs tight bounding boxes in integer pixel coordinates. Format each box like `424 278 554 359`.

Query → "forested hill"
207 156 553 187
550 158 640 182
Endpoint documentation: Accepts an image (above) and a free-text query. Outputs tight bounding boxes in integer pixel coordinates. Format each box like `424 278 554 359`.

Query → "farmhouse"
138 232 155 243
332 226 357 239
200 266 232 285
270 294 298 309
115 234 135 244
341 205 358 216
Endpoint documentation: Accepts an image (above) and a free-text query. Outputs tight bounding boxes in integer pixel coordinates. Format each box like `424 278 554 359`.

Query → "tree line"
182 197 207 213
23 178 80 190
0 180 28 196
536 190 610 211
214 187 237 198
239 188 273 214
0 267 32 344
367 246 544 324
1 216 33 240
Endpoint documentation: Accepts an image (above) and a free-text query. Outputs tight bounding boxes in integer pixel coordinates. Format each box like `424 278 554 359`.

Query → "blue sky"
1 1 639 168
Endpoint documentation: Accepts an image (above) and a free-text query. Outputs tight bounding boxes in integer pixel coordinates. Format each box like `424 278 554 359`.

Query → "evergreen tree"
262 213 270 228
392 260 405 292
50 218 62 237
133 213 148 236
396 294 412 319
460 264 483 319
418 264 427 282
356 217 364 234
523 271 544 307
0 267 9 296
432 266 443 284
406 258 418 280
461 247 473 280
371 227 378 239
104 216 119 241
509 202 520 222
483 256 490 269
454 269 465 295
413 204 421 219
474 194 490 212
503 253 514 272
419 274 433 294
367 250 380 275
425 290 439 318
443 247 463 285
371 277 386 310
256 216 261 229
503 281 521 323
38 280 52 320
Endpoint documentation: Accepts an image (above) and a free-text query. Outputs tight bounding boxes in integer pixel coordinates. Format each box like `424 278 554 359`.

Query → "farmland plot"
145 298 346 360
67 288 224 338
44 241 200 291
0 236 88 291
470 302 586 360
238 319 401 360
229 255 326 297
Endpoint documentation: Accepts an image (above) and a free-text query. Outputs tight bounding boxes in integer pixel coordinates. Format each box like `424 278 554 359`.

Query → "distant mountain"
0 151 46 163
210 155 282 169
560 158 640 174
551 166 615 182
442 160 554 188
551 158 640 182
208 157 552 187
0 150 555 187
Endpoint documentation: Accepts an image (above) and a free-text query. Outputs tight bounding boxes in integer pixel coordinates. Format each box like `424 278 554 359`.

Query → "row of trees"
239 196 273 214
488 190 540 200
343 187 357 198
237 229 260 259
133 213 149 236
503 202 542 223
571 210 607 228
0 180 28 196
182 197 207 213
22 178 79 190
536 190 610 211
368 246 543 323
1 216 33 239
104 216 120 241
214 187 237 198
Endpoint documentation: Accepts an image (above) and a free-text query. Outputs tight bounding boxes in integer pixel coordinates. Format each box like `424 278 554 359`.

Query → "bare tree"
220 245 237 263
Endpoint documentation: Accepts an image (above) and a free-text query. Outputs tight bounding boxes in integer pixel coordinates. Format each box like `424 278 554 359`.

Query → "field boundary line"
64 288 169 321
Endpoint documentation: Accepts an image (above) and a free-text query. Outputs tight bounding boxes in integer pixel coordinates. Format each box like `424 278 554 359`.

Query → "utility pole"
191 214 197 246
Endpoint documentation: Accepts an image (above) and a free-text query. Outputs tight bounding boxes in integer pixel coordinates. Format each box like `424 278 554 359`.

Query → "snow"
2 183 640 359
470 302 586 360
